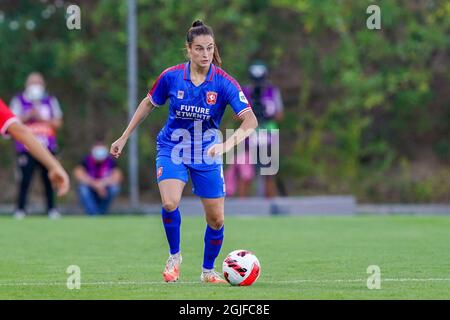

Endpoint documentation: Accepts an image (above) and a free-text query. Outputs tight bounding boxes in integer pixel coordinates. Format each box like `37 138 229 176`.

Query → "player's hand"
207 143 227 158
110 137 127 159
48 166 70 196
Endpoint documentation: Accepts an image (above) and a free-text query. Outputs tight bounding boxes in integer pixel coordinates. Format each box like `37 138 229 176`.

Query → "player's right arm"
110 96 155 159
110 68 170 159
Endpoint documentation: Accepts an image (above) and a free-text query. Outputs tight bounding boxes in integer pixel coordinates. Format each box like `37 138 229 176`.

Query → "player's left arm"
207 110 258 157
225 110 258 151
208 78 258 157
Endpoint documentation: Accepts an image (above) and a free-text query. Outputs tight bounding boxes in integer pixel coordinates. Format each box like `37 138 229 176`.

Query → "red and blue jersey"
148 62 252 162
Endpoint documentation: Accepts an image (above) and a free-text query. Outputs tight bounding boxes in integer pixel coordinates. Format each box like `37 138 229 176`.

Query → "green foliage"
271 0 449 201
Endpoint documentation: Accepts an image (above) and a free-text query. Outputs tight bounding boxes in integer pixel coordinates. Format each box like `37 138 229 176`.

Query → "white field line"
0 278 449 287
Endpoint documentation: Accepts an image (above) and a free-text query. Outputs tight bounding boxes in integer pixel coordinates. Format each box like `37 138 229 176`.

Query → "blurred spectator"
10 72 64 219
224 141 255 197
225 61 284 198
73 142 123 215
1 98 70 199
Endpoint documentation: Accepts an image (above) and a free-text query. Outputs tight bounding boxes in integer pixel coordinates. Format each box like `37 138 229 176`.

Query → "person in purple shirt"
73 142 123 215
242 61 284 198
225 61 284 198
10 72 64 219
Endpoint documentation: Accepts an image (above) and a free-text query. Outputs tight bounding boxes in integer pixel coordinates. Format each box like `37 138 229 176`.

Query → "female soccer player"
110 20 258 283
0 98 69 197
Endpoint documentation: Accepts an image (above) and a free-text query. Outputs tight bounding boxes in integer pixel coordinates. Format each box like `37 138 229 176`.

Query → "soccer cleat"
163 253 182 282
200 270 227 284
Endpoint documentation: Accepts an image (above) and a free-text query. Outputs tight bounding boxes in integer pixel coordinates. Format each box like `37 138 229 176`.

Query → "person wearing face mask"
224 61 284 199
73 142 123 215
9 72 64 219
0 98 69 198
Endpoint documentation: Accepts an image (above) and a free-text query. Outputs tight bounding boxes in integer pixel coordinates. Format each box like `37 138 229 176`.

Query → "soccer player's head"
186 20 222 67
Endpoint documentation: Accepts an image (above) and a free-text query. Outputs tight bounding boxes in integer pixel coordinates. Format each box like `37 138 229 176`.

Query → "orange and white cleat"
163 253 182 282
200 270 227 284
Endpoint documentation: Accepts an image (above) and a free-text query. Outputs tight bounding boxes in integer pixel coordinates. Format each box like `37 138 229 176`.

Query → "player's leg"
200 197 227 283
158 179 185 282
14 152 36 219
158 179 185 253
190 165 227 283
157 155 188 282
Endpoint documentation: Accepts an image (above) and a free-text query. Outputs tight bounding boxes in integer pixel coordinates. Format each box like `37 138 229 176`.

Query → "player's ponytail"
186 20 222 67
212 43 222 68
192 20 204 28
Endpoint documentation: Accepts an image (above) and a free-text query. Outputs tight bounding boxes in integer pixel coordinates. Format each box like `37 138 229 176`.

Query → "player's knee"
208 217 224 230
162 200 179 212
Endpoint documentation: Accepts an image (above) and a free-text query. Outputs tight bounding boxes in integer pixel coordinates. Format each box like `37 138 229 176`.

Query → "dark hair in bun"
186 20 222 67
192 20 204 27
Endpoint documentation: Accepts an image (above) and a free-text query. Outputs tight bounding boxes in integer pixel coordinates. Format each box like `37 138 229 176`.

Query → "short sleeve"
0 99 19 136
147 71 170 107
224 79 252 118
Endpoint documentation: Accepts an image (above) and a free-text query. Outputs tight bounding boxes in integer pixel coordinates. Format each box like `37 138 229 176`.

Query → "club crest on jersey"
206 91 217 105
177 90 184 99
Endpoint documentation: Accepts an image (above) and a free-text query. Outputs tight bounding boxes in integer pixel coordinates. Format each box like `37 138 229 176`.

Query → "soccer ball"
222 249 261 286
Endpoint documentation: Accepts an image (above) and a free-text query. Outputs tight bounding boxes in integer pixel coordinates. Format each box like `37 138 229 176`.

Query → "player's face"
188 35 214 69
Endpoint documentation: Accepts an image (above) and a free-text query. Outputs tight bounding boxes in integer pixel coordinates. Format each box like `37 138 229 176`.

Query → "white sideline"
0 278 450 287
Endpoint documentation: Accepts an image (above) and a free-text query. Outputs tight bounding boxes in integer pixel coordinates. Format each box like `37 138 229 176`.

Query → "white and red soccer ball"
222 250 261 286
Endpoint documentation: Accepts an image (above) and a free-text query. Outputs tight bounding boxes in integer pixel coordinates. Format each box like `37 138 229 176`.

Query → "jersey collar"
183 61 215 82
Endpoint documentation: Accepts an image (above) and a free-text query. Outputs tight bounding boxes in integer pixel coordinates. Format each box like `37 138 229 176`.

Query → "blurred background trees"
0 0 449 202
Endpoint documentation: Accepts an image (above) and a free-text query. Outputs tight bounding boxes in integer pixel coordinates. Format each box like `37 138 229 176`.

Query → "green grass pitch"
0 215 449 299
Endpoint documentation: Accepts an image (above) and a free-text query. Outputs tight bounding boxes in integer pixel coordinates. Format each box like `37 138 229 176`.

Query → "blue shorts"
156 154 226 198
